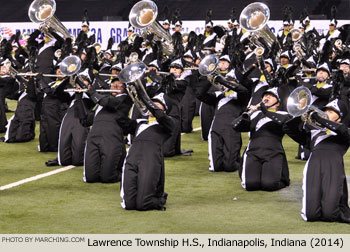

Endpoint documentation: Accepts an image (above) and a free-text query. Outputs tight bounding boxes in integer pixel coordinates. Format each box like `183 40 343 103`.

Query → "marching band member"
121 92 174 211
233 88 291 191
82 77 134 183
284 98 350 223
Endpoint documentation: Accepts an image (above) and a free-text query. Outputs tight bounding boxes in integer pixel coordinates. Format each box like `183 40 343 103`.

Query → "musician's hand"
248 104 260 112
87 86 96 96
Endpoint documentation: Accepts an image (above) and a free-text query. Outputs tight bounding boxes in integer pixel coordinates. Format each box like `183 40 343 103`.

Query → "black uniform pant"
122 143 166 210
84 121 125 183
39 98 67 152
180 86 196 133
241 151 289 191
0 87 7 133
199 102 215 141
5 97 36 143
302 151 350 223
58 108 89 166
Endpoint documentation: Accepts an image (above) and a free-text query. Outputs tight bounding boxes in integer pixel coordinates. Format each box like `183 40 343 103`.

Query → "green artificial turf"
0 99 349 234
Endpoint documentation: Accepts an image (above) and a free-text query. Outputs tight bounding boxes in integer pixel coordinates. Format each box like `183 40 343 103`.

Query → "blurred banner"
1 20 349 49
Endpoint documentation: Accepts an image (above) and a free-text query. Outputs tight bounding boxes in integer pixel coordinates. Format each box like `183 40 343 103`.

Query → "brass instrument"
254 46 265 69
334 39 344 52
287 86 329 130
239 2 280 49
127 52 141 65
28 0 71 39
118 62 149 116
290 28 303 42
293 43 306 61
129 0 174 55
17 55 81 78
198 54 227 91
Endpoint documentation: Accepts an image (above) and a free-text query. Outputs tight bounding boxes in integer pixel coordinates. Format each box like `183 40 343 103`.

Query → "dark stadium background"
1 0 349 23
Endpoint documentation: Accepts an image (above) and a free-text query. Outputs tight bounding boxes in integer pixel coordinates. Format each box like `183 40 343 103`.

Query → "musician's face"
81 53 86 61
325 108 341 122
316 69 329 82
0 65 8 75
170 66 182 78
111 69 120 75
82 26 89 32
280 57 289 66
149 101 165 117
148 66 158 72
283 25 289 31
56 69 63 79
329 25 336 31
262 93 279 109
339 64 350 77
218 60 230 71
175 25 182 32
163 24 170 30
266 64 272 74
110 81 124 96
104 53 112 60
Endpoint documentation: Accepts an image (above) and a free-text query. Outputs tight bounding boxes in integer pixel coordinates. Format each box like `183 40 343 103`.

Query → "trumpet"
287 86 328 130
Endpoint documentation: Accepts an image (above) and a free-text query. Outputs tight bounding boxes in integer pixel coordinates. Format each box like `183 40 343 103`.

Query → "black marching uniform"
233 93 291 191
193 73 248 172
3 76 36 142
284 100 350 223
82 90 133 183
121 93 174 211
39 77 70 152
57 92 91 166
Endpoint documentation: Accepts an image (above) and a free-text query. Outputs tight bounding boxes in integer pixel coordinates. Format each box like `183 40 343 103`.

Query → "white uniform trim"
301 153 312 221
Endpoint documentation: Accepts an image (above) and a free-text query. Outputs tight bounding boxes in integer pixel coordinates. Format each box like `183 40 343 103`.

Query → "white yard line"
0 127 202 191
0 165 76 191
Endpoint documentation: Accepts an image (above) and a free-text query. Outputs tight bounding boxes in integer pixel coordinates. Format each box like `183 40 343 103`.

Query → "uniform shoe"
45 158 59 166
